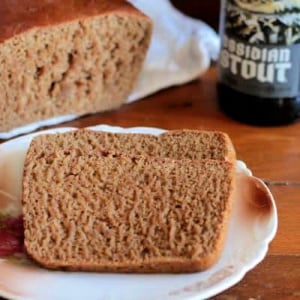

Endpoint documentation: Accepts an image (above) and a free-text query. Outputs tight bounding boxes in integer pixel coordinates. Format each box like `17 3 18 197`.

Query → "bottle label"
219 0 300 98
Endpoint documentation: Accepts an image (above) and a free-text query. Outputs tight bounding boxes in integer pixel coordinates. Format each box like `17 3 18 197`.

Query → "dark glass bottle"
217 0 300 126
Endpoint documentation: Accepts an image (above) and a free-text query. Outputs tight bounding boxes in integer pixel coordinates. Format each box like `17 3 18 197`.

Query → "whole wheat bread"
0 0 152 132
26 129 236 163
22 150 235 273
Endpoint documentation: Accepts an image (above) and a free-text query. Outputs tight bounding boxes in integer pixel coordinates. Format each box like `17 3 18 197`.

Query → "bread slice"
26 129 236 163
0 0 152 132
22 150 235 273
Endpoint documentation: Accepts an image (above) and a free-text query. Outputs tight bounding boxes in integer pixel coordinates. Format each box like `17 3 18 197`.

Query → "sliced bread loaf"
0 0 152 132
22 150 235 273
26 129 236 163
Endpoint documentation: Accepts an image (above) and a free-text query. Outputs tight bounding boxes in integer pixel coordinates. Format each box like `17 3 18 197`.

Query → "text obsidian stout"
220 35 291 84
217 0 300 125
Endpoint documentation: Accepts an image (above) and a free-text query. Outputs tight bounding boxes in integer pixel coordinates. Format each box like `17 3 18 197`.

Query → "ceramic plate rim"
0 124 278 300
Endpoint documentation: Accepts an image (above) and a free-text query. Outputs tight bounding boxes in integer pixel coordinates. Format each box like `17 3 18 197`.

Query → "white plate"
0 125 278 300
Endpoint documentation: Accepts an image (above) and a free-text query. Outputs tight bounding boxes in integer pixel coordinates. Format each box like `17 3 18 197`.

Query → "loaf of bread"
0 0 152 132
26 129 236 163
22 149 235 273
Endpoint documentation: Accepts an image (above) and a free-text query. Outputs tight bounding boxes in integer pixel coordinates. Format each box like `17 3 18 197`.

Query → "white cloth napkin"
128 0 219 102
0 0 219 139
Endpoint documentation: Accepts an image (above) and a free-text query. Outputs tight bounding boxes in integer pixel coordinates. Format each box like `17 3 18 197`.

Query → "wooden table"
1 66 299 299
58 66 299 299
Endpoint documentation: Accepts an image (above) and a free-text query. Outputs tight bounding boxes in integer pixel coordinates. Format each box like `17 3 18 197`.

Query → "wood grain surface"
26 66 299 299
0 0 299 297
0 66 299 299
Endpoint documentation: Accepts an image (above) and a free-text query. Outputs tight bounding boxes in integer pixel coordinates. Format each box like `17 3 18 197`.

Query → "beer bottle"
217 0 300 125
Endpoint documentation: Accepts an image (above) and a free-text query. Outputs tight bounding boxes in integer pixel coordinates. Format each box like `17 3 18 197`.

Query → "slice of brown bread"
22 150 235 273
0 0 152 132
26 129 236 163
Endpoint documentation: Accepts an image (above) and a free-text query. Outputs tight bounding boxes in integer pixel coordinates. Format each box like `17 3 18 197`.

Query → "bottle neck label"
219 0 300 98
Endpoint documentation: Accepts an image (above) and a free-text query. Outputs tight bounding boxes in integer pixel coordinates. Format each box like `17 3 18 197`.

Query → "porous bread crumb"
27 129 236 163
22 151 235 273
0 0 152 132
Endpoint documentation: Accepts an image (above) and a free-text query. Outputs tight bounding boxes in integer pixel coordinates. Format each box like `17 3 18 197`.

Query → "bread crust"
0 0 149 43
